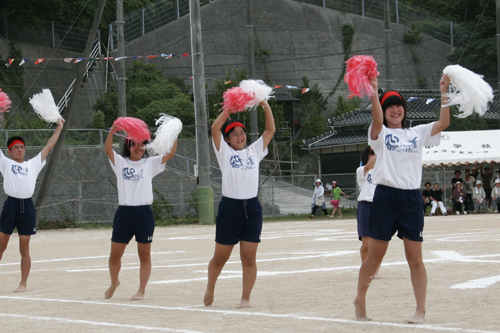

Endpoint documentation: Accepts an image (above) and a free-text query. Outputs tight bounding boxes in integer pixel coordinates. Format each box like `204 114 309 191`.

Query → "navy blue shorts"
357 201 372 241
111 205 154 244
368 185 424 242
0 197 37 236
216 196 262 245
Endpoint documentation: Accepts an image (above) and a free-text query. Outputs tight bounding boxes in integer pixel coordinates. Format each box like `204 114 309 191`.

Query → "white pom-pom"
146 113 183 156
443 64 493 118
239 79 273 108
29 89 64 123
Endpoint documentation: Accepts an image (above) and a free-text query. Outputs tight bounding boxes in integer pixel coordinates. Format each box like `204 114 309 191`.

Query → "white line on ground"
450 275 500 289
0 296 497 333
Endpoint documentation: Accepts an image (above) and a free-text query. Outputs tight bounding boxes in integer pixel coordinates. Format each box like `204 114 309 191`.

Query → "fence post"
78 182 83 223
395 0 399 24
97 30 102 54
5 130 8 143
99 129 103 146
271 176 275 217
450 21 454 46
323 0 326 7
180 181 184 215
176 0 180 19
361 0 365 16
141 8 145 36
109 24 114 51
51 21 56 48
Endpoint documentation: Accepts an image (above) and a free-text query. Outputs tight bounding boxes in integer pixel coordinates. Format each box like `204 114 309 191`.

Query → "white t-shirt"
109 151 165 206
213 136 268 199
0 150 46 199
369 122 440 190
356 166 376 202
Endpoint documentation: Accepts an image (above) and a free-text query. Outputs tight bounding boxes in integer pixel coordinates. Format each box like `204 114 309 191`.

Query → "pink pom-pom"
113 117 151 143
344 55 380 98
0 88 12 117
221 87 255 114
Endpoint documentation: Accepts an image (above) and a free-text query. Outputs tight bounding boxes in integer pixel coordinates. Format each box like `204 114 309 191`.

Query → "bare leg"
131 242 151 300
331 207 337 217
360 237 381 278
105 241 127 299
204 243 234 306
354 238 389 321
338 207 342 217
238 241 258 309
0 232 10 261
403 238 427 324
14 235 31 292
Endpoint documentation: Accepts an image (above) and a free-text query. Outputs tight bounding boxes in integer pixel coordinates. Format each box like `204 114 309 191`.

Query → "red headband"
224 122 245 134
8 140 25 150
380 91 403 107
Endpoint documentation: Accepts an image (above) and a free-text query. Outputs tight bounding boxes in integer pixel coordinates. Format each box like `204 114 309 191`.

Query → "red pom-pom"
0 88 12 117
344 55 380 98
221 87 255 114
113 117 151 143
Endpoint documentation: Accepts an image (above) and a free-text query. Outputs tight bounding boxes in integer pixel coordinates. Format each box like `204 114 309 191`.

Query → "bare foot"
237 299 250 309
104 281 120 299
408 310 425 324
353 298 371 321
204 289 214 306
14 284 27 293
130 292 144 301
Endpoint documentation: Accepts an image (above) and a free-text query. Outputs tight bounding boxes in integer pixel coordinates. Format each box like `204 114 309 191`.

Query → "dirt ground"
1 214 499 333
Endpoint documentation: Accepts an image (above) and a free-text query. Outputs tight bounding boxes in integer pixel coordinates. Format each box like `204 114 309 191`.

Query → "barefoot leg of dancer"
130 242 151 301
204 243 234 306
354 238 388 320
238 240 258 309
15 235 31 292
403 237 427 323
105 241 126 299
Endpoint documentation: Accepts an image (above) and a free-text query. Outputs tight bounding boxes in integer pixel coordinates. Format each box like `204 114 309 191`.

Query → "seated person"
492 179 500 214
473 180 487 213
452 182 467 215
430 183 447 216
422 182 433 215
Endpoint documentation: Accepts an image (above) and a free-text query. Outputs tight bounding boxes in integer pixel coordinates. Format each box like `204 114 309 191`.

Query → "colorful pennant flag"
302 88 310 94
274 85 283 89
407 97 418 102
426 98 435 104
19 59 28 66
6 59 13 67
286 85 298 89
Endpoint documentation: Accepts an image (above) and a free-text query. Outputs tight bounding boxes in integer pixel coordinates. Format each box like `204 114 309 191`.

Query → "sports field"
1 214 499 332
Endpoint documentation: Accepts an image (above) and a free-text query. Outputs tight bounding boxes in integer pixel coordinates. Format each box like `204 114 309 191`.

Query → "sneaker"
456 211 460 215
463 211 467 215
430 213 435 216
495 210 498 214
444 213 448 216
309 215 314 219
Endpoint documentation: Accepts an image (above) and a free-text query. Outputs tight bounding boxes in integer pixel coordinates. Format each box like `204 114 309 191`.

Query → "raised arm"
369 78 383 141
211 111 230 152
431 74 451 136
41 118 64 162
161 140 177 164
105 124 117 165
363 155 376 175
260 100 276 151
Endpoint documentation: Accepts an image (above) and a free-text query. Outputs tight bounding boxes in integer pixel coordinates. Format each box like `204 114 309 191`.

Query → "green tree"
446 107 489 131
334 95 361 117
92 60 194 127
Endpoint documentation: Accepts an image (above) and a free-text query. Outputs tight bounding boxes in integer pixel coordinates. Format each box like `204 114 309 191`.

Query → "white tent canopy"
423 129 500 167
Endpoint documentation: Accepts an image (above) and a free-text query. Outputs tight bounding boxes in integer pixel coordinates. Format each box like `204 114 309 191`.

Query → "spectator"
310 179 329 218
463 169 475 213
480 162 493 209
473 180 487 213
471 167 479 180
430 183 447 216
451 170 463 190
421 182 433 215
330 180 350 218
452 182 467 215
492 179 500 213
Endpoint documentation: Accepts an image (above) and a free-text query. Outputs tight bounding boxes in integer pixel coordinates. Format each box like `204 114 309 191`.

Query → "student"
480 163 493 209
421 182 433 215
330 180 350 218
429 183 447 216
354 75 450 324
0 118 64 292
204 100 275 309
356 145 379 276
104 122 177 301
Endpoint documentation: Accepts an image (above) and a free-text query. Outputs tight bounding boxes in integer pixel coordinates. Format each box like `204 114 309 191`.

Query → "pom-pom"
146 114 183 156
29 89 64 123
221 80 273 114
113 117 151 143
0 88 12 119
442 64 493 118
344 55 380 98
221 87 255 114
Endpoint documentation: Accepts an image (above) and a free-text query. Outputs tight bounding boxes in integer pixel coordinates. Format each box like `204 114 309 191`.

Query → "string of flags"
407 96 436 104
220 81 311 94
4 53 192 67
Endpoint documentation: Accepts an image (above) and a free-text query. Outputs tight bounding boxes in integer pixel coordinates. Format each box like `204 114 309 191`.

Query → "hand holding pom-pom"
344 55 380 98
147 114 183 156
113 117 151 144
29 89 64 124
221 79 273 114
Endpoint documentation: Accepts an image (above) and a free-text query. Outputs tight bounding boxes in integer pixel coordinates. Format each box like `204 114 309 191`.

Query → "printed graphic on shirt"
385 134 418 153
230 155 256 170
11 165 28 178
367 173 372 184
122 167 144 181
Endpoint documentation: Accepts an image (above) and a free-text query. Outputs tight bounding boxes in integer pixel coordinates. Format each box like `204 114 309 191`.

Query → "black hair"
485 166 490 171
221 119 246 143
465 168 470 174
454 170 461 175
425 182 431 187
121 139 149 158
7 136 25 149
379 90 407 129
360 145 374 166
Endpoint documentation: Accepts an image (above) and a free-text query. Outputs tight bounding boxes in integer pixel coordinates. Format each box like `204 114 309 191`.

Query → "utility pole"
190 0 214 224
247 0 258 143
35 0 107 223
117 0 126 120
496 0 500 128
384 0 392 90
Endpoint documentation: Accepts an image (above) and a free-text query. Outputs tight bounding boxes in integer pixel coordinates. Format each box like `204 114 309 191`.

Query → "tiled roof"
302 128 368 149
